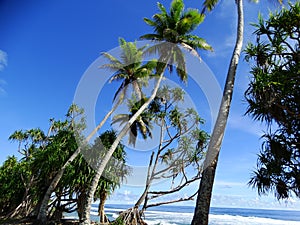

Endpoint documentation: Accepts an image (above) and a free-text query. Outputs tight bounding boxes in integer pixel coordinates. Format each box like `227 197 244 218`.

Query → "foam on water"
144 211 300 225
64 205 300 225
209 214 300 225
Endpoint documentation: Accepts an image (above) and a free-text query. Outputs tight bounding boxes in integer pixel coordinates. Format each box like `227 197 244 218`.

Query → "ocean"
67 204 300 225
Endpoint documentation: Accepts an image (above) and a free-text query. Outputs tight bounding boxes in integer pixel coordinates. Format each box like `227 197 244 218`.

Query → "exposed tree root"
116 207 147 225
99 213 110 225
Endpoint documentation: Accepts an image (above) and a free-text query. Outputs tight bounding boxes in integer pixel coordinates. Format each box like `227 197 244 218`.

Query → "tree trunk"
80 72 165 225
77 191 87 221
133 80 143 100
191 1 244 225
98 191 109 224
37 101 121 223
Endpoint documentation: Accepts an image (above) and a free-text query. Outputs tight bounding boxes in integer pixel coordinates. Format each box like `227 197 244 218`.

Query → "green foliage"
201 0 219 13
141 0 207 45
112 97 153 146
245 2 300 200
111 217 125 225
0 156 26 215
101 38 157 102
1 104 130 221
152 86 208 170
141 0 212 82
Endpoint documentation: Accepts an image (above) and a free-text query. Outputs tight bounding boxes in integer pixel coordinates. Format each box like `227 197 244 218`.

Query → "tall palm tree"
79 0 212 224
192 1 281 225
192 1 244 224
36 40 155 222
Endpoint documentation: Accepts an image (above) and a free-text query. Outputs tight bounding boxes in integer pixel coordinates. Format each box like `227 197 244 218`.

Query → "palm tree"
192 1 281 225
93 130 129 224
36 40 155 223
112 97 153 146
102 38 157 101
191 1 244 224
79 1 212 224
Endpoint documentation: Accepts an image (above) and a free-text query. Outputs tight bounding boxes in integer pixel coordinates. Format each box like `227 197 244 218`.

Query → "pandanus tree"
245 2 300 200
36 39 155 222
116 86 209 225
93 130 129 224
65 130 128 223
80 0 212 224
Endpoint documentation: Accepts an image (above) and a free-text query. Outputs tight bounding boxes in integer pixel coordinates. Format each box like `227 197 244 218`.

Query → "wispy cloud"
204 1 237 58
107 190 139 204
215 180 246 189
0 79 7 96
228 111 265 137
0 50 8 96
0 50 8 71
212 194 300 209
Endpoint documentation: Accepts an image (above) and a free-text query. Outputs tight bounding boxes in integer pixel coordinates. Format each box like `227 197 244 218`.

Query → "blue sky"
1 0 299 210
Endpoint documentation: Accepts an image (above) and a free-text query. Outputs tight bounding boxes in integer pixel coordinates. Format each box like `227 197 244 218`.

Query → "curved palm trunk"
98 191 109 224
80 71 165 225
191 1 244 225
37 100 121 223
133 80 143 100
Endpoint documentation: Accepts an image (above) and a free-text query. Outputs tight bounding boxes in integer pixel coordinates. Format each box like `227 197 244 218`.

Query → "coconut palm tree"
112 97 153 146
36 40 155 223
79 1 212 224
102 38 157 101
192 1 281 225
191 1 244 225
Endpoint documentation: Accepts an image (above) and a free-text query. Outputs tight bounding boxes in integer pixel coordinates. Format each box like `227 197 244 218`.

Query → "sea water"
65 204 300 225
102 204 300 225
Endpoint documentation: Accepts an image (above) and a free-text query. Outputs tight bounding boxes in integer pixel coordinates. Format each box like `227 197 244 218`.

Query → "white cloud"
0 79 7 96
0 50 8 71
228 112 265 137
107 190 139 204
0 50 8 96
215 180 245 189
211 194 300 210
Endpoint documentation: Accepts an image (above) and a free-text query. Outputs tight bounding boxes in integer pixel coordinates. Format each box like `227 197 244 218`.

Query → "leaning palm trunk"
98 191 109 224
80 66 167 225
191 1 244 225
37 99 122 222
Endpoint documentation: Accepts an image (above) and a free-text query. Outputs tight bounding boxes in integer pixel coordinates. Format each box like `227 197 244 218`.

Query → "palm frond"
178 10 204 34
140 33 162 41
112 82 128 103
128 123 138 146
111 114 129 127
171 0 184 23
183 35 212 51
157 2 167 16
100 63 125 71
100 52 122 66
202 0 219 13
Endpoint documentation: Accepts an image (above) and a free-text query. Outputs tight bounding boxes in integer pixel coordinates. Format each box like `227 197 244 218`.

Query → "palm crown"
140 0 212 81
141 0 212 51
112 97 153 146
101 38 157 102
